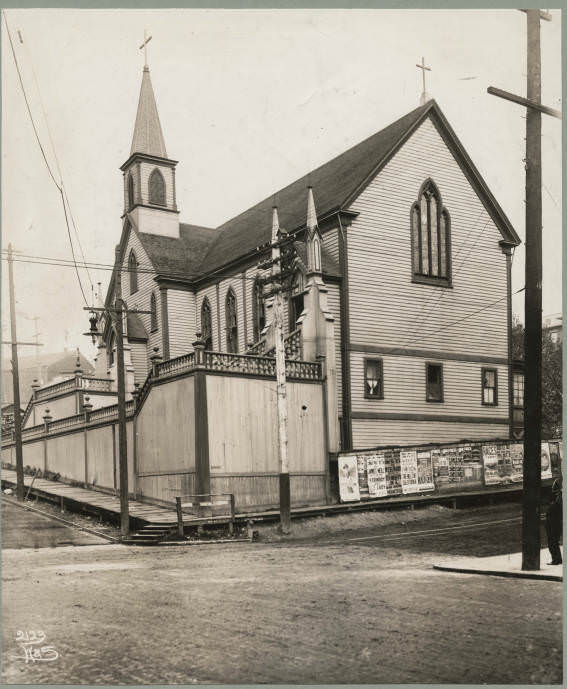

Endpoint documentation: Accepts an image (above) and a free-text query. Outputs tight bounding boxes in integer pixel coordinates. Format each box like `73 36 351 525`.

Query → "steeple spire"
130 65 167 158
306 186 322 275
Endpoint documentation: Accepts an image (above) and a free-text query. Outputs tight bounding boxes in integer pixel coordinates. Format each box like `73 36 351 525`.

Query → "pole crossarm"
519 8 552 22
487 86 562 119
2 341 43 347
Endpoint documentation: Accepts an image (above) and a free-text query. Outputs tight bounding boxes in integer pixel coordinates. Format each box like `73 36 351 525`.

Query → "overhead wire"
2 9 90 306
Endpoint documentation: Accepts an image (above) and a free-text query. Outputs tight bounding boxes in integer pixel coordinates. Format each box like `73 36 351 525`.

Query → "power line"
2 9 90 306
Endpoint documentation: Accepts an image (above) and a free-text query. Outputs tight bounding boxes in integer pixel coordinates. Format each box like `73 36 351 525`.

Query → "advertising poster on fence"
510 443 524 482
459 444 483 485
400 450 419 494
367 452 387 498
541 443 553 479
356 455 369 499
432 448 446 485
416 450 435 492
444 446 461 483
482 444 501 484
338 456 360 502
548 442 561 476
384 449 402 495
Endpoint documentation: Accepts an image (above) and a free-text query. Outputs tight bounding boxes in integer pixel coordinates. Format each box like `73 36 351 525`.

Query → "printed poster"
384 449 402 496
548 441 561 477
541 442 552 480
482 444 502 485
338 456 360 502
510 443 524 482
443 446 461 483
357 454 369 499
459 444 483 485
416 450 435 492
400 450 419 494
367 452 387 498
433 448 449 485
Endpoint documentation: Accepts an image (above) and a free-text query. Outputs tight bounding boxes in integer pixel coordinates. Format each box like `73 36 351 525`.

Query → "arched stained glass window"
128 250 138 294
411 180 451 285
150 293 158 332
201 298 213 351
252 278 265 342
127 174 135 209
225 289 238 353
149 168 166 206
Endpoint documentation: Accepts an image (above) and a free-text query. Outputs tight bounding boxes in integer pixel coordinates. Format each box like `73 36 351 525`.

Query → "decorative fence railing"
247 339 267 355
263 328 303 360
21 425 44 440
81 377 113 392
34 378 76 402
156 352 195 379
202 351 277 377
47 414 84 435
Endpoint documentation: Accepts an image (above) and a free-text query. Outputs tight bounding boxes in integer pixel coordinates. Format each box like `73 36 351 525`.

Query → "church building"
94 59 520 454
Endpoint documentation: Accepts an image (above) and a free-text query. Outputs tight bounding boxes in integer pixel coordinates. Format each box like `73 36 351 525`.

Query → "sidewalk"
434 548 563 581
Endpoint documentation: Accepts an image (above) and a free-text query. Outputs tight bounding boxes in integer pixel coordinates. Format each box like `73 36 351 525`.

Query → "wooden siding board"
322 227 340 264
346 118 508 359
350 351 509 418
326 283 343 415
167 289 197 357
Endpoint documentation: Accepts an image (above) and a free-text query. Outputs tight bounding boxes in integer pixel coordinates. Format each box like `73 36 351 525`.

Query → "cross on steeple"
139 29 152 69
416 56 432 105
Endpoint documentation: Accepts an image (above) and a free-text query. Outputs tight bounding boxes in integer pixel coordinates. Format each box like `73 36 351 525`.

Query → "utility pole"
4 244 43 500
84 251 152 538
488 9 560 571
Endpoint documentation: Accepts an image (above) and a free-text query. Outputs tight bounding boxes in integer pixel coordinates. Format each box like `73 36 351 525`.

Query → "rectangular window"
513 372 524 407
426 363 443 402
482 368 498 406
364 359 384 399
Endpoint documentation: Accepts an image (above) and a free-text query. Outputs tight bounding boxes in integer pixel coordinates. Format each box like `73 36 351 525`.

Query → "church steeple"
130 66 168 158
120 54 180 238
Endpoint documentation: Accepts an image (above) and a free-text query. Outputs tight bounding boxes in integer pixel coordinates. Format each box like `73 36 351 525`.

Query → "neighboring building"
543 313 562 344
1 350 94 406
93 63 520 452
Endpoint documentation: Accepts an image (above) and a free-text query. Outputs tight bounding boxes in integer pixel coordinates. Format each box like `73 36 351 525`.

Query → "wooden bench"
175 493 235 537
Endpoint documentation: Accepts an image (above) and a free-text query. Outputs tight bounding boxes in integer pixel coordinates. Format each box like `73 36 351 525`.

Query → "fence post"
228 493 235 536
42 408 52 476
176 496 184 537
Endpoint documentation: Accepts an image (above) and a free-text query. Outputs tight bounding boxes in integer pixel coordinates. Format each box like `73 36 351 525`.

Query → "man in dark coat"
546 479 562 565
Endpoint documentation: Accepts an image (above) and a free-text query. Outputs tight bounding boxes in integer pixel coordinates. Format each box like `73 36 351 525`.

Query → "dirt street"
2 501 562 685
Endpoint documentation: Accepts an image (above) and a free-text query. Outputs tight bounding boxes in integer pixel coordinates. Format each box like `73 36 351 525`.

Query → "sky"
1 8 562 360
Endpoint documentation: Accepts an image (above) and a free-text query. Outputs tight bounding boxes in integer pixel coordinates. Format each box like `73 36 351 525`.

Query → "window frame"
481 367 498 407
425 362 444 403
148 168 166 206
225 288 238 353
128 250 138 295
127 173 135 210
150 293 158 333
410 179 452 288
201 297 213 351
252 278 265 342
364 358 384 400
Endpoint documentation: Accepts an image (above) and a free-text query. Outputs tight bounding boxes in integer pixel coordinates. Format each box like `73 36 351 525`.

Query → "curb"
433 563 562 582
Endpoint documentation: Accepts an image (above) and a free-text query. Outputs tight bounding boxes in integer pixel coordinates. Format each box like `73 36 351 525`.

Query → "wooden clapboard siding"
326 283 343 415
196 284 219 350
322 227 340 264
352 418 510 449
167 289 197 357
121 229 160 374
130 341 148 385
350 351 508 418
219 276 246 353
346 117 508 359
138 161 175 208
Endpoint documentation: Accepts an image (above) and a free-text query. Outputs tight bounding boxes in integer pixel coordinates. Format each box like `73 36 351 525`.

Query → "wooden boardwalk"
1 470 177 525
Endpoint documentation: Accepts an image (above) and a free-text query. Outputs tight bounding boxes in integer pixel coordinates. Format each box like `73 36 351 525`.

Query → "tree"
511 317 562 439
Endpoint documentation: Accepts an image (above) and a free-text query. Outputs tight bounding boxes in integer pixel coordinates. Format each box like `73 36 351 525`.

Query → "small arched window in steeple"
150 293 158 332
127 174 135 210
128 250 138 294
149 168 166 206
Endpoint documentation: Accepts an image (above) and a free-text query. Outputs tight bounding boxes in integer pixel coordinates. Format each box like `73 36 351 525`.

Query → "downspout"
337 213 353 451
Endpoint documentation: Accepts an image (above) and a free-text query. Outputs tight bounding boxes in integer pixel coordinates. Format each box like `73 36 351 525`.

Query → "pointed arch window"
127 174 135 210
201 298 213 351
149 168 166 206
128 250 138 294
150 293 158 332
411 180 451 286
289 269 305 331
225 288 238 353
252 278 265 342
